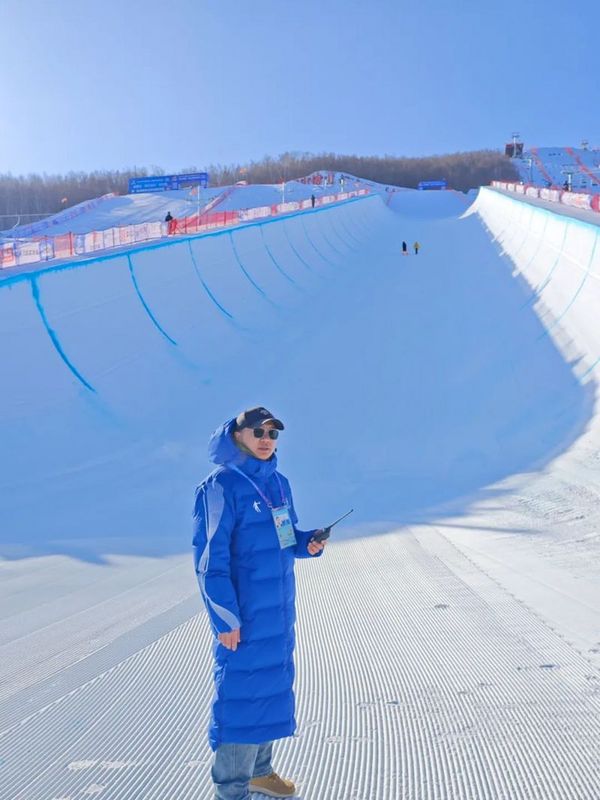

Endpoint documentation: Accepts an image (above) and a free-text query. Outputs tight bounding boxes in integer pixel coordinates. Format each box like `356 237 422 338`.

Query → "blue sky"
1 0 598 175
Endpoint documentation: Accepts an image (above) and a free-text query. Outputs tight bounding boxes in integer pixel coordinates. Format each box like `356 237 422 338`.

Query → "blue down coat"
192 417 319 750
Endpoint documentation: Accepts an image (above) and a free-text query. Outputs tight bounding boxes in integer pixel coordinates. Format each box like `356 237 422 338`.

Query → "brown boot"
249 771 296 797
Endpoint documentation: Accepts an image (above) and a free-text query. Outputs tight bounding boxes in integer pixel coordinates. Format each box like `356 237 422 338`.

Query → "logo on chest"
253 500 261 513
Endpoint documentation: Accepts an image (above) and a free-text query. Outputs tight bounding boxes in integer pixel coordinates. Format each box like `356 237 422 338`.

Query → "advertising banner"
54 233 73 260
83 233 96 253
103 229 116 250
38 238 55 261
417 180 447 190
119 226 135 246
561 192 592 210
540 188 561 203
277 202 300 214
0 242 16 268
74 234 86 255
133 223 148 243
147 222 163 239
239 207 270 221
175 172 209 189
128 172 209 194
128 176 178 193
15 241 41 264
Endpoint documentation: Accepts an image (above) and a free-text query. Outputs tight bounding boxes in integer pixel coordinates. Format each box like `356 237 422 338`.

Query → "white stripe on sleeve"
198 480 240 631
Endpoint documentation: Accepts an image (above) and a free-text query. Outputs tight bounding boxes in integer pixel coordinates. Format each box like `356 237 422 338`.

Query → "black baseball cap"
235 406 284 431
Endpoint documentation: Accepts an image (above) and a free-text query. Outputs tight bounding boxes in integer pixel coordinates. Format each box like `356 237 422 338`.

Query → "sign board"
417 180 447 190
128 172 209 194
505 143 524 158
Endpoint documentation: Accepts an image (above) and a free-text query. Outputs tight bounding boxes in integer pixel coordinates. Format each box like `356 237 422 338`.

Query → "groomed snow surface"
1 187 599 799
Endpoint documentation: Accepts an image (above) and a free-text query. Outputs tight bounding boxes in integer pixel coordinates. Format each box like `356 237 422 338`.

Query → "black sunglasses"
252 427 279 440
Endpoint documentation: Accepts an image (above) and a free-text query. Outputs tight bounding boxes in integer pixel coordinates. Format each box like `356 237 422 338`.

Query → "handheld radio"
311 509 354 543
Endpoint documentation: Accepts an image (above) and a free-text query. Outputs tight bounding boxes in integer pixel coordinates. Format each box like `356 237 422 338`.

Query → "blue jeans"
212 741 273 800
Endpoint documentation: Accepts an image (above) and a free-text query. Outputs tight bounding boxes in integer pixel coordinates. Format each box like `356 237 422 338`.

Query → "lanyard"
228 465 287 509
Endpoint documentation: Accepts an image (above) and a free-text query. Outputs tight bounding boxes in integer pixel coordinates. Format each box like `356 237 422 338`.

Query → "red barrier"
491 181 599 217
54 232 74 259
119 226 135 246
560 191 592 210
0 242 16 268
540 187 561 203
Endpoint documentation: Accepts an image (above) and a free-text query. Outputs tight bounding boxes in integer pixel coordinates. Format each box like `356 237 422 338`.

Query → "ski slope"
1 187 599 800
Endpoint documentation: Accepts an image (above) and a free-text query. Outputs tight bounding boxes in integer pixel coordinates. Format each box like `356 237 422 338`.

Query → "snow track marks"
2 530 599 799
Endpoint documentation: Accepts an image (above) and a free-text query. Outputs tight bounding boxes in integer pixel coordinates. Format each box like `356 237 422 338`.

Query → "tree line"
0 150 518 224
214 150 519 192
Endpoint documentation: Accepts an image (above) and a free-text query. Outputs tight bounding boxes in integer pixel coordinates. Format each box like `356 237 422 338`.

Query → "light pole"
526 157 533 183
280 154 291 206
560 168 573 191
511 131 521 157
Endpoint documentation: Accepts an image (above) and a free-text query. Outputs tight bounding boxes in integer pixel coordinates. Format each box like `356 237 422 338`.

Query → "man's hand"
307 539 326 556
218 628 241 651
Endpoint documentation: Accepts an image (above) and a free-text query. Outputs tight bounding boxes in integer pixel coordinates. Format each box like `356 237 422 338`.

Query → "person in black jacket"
165 211 177 235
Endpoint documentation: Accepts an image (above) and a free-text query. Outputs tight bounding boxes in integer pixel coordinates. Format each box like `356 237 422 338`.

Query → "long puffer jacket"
192 417 319 750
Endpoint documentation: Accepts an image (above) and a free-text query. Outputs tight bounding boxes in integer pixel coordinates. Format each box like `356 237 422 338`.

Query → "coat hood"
208 417 278 479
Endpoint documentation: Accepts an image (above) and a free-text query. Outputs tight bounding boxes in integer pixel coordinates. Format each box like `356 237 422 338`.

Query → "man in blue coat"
193 406 326 800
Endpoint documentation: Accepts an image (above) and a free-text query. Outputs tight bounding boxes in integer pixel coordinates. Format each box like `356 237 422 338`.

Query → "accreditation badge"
271 505 297 549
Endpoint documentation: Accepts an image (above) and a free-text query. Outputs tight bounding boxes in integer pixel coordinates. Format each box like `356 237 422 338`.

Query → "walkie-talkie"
311 509 354 543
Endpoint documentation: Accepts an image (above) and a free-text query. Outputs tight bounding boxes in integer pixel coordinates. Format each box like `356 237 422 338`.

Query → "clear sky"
1 0 598 176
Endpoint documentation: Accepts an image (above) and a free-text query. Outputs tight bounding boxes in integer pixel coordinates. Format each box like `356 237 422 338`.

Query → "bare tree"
0 151 518 227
